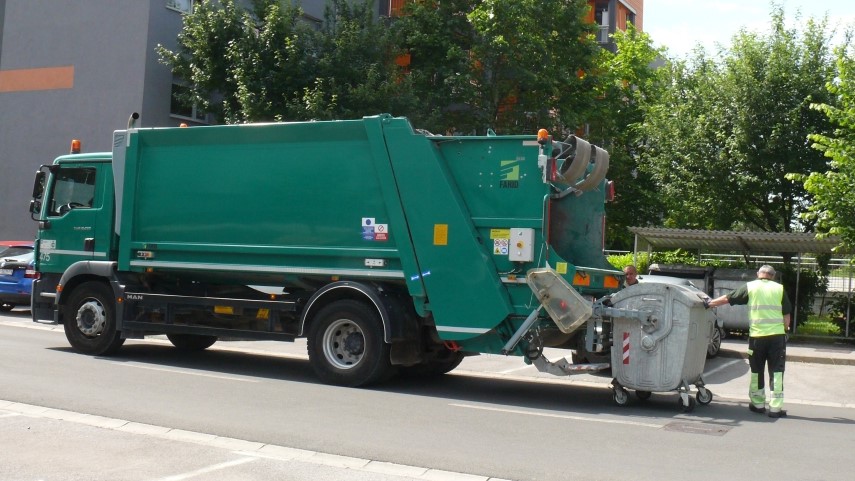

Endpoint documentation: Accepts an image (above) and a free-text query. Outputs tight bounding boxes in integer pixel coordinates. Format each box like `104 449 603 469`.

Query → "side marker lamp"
604 275 621 289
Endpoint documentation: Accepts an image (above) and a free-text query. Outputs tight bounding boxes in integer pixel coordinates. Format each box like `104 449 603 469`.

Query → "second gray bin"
609 281 715 411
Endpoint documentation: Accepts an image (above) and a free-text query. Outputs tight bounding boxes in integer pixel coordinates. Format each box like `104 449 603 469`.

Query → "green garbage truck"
29 114 622 386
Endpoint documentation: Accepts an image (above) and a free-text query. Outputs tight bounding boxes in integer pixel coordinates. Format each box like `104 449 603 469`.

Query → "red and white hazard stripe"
622 332 630 365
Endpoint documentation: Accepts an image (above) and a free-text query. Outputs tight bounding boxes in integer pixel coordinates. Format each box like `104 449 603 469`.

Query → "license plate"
0 269 12 276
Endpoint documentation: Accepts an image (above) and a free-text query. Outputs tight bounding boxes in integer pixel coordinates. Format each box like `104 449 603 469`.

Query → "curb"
718 348 855 366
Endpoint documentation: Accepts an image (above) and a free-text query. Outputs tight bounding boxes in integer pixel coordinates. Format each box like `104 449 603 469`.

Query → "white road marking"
450 403 664 428
498 364 535 374
148 456 257 481
107 362 260 382
703 359 743 378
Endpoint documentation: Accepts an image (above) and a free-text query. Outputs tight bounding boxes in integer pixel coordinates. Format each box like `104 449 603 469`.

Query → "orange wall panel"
0 66 75 93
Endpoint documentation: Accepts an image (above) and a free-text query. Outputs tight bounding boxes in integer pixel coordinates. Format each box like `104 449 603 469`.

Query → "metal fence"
604 250 854 338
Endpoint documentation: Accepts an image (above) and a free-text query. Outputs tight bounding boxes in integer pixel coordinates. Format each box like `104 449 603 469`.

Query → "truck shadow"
48 341 853 427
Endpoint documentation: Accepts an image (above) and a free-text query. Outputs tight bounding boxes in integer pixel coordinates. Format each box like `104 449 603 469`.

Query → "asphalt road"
1 308 854 481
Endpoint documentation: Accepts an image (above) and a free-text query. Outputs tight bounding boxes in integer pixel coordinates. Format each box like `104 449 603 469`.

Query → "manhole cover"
663 422 731 436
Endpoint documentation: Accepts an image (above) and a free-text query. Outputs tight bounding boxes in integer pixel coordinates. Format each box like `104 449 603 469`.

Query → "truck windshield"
48 168 96 216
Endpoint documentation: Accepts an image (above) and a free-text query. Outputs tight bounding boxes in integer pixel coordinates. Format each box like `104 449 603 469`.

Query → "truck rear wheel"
167 334 218 351
307 300 392 387
402 351 464 377
63 281 124 355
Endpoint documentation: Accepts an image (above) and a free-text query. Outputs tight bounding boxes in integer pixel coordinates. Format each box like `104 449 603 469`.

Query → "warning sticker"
490 229 510 240
361 218 390 241
493 238 509 255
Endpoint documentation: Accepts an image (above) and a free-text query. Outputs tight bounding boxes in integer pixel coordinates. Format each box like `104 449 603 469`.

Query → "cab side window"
49 168 96 216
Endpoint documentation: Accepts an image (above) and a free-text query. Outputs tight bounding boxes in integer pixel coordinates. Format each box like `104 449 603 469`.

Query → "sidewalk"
719 337 855 365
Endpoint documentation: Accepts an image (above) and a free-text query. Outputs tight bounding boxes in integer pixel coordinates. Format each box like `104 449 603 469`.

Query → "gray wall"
0 1 159 240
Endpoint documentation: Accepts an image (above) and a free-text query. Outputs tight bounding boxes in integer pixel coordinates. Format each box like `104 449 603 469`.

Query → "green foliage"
159 0 411 123
638 6 840 238
792 41 855 251
780 265 827 326
799 315 842 336
606 252 651 274
391 0 601 134
592 25 668 250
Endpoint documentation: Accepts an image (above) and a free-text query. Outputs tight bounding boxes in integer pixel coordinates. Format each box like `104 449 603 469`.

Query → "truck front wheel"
63 281 124 355
307 300 393 387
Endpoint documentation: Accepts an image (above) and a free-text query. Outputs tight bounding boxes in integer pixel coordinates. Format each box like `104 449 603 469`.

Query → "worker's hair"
758 265 776 277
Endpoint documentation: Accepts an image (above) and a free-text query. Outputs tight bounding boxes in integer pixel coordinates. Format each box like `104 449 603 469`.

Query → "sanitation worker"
706 265 791 418
623 265 639 287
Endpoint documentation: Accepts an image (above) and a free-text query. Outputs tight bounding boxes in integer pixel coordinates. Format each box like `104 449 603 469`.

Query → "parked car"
0 242 35 312
637 274 723 358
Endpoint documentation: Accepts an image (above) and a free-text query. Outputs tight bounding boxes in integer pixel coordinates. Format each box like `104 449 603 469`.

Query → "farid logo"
499 160 519 188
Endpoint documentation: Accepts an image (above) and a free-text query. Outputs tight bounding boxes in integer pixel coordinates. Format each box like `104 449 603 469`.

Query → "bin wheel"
613 387 630 406
679 396 696 413
696 387 714 405
635 390 652 401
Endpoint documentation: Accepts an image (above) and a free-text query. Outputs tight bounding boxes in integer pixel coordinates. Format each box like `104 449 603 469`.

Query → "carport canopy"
628 228 849 255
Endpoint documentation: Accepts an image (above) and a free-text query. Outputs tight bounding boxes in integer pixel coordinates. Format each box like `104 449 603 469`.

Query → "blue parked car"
0 243 35 312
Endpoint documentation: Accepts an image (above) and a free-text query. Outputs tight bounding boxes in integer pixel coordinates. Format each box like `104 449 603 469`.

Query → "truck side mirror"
32 170 46 198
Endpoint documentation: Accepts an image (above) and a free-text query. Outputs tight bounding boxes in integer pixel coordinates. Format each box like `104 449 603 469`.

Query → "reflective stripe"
749 304 784 311
770 372 784 411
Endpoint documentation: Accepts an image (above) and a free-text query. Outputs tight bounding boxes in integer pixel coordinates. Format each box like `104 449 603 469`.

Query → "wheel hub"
343 332 364 356
323 319 365 369
76 300 106 337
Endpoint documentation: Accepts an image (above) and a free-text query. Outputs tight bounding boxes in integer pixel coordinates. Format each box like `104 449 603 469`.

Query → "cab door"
38 163 111 274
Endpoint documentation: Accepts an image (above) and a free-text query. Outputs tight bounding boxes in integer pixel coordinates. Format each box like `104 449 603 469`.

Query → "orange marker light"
537 129 549 144
70 139 81 154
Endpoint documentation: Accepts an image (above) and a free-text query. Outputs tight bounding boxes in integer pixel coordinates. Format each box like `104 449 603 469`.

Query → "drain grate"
663 422 731 436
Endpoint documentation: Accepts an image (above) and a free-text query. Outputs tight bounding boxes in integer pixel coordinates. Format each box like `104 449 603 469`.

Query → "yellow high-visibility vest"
746 279 786 337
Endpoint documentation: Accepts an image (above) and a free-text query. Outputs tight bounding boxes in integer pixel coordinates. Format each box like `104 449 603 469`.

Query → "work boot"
748 404 766 414
768 410 787 418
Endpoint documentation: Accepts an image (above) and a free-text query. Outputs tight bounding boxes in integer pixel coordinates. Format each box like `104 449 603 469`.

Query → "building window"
626 11 636 26
166 0 194 14
170 83 209 123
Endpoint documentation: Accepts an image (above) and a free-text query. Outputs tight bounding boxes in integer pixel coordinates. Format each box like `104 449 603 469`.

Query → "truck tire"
63 281 125 355
167 334 218 351
307 300 393 387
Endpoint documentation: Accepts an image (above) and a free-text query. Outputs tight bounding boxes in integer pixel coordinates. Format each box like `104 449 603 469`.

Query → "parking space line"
148 456 257 481
107 361 260 382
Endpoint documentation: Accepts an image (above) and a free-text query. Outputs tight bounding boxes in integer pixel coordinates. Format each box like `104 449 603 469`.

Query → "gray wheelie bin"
608 281 715 412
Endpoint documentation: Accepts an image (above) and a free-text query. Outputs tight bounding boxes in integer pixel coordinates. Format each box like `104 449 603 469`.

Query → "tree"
393 0 600 134
306 0 417 120
639 6 840 239
158 0 317 123
587 25 667 249
159 0 410 123
793 42 855 250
